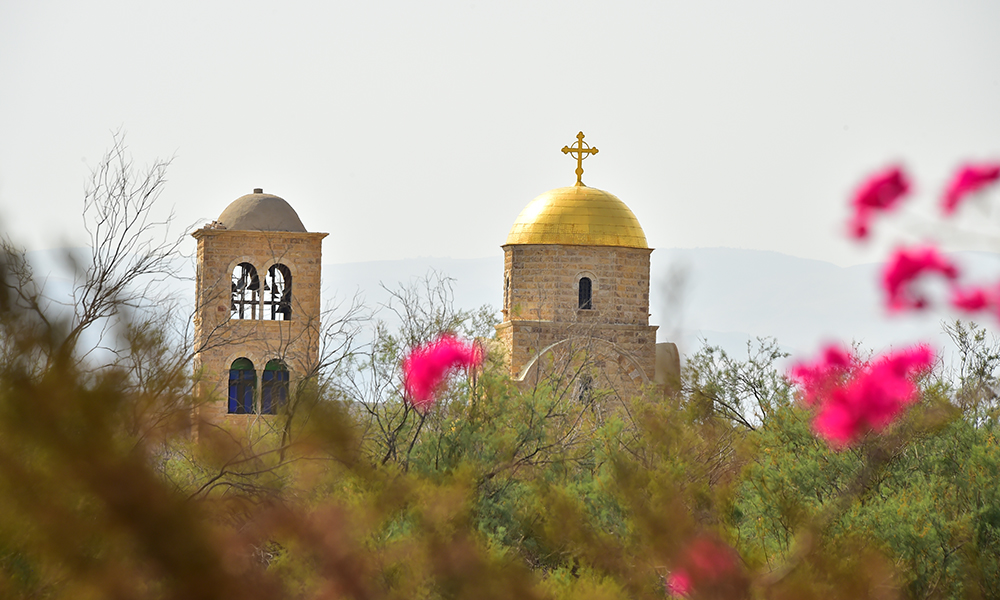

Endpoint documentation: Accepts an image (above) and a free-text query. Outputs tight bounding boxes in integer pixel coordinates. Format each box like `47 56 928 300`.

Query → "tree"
337 270 496 469
683 337 793 431
942 320 1000 426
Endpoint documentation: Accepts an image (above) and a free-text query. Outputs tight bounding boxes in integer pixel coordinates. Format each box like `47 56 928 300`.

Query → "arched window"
261 359 289 414
578 277 593 310
263 264 292 321
228 358 256 414
231 263 260 319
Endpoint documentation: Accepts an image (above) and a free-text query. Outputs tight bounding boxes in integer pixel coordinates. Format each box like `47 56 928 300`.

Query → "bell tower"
192 189 327 425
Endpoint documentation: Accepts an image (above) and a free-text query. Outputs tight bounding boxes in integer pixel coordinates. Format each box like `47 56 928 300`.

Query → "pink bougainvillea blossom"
402 334 483 411
849 166 912 238
942 162 1000 215
882 245 959 311
664 570 691 597
666 535 745 598
790 345 853 407
791 344 934 448
950 284 993 313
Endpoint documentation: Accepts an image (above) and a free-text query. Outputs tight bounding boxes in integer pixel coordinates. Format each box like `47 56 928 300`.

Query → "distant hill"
322 249 1000 363
652 248 1000 360
23 247 1000 364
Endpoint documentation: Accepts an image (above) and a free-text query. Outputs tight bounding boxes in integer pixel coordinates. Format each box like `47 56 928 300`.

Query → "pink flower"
790 345 853 407
882 245 959 311
666 535 745 598
665 570 691 597
849 166 911 239
791 345 934 448
402 335 483 410
950 285 993 312
942 162 1000 215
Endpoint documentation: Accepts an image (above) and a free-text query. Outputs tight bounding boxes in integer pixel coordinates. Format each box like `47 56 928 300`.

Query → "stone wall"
496 320 657 382
497 243 657 382
191 228 327 426
502 244 651 324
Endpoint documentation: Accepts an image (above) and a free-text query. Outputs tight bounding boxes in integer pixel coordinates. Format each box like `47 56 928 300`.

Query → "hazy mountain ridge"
21 247 1000 363
323 248 1000 361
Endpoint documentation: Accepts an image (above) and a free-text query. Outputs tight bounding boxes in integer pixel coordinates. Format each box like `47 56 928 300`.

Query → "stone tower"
495 134 659 393
192 189 327 425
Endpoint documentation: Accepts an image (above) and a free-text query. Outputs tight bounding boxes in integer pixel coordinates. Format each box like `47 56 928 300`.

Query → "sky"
1 0 999 268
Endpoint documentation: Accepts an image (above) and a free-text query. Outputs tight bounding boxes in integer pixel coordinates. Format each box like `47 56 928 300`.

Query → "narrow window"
578 277 593 310
231 263 260 319
577 374 594 404
228 358 256 414
263 264 292 321
261 359 289 414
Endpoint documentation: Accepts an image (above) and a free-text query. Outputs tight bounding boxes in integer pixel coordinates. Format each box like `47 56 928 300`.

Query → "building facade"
191 189 326 427
496 134 664 396
191 135 674 429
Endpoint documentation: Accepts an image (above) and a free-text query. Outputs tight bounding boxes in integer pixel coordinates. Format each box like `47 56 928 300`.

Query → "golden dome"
505 184 648 248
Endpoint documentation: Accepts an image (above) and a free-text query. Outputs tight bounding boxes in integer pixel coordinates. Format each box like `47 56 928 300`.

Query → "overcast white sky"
1 0 998 267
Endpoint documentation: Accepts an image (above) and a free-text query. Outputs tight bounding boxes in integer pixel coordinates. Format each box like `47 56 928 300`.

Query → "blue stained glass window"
261 360 289 414
228 358 256 414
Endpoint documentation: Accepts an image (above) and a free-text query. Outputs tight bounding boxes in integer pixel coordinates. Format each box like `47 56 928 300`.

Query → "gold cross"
562 131 599 186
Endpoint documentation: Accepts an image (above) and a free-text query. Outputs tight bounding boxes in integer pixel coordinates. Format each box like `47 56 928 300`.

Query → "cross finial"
561 131 599 186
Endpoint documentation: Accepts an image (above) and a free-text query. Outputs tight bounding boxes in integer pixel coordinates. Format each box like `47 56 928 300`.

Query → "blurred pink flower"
950 285 993 313
849 166 911 238
666 535 744 598
790 345 853 407
791 345 934 448
664 570 691 597
882 245 959 311
402 335 483 411
942 163 1000 215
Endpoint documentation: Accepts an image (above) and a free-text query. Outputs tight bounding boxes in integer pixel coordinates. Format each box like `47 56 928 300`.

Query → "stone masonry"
191 228 327 426
496 243 658 381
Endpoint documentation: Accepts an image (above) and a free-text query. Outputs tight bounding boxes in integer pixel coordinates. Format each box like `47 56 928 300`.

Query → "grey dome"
217 189 307 232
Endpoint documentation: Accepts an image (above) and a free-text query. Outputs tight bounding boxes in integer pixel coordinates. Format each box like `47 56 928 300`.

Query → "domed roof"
505 184 648 248
217 189 307 232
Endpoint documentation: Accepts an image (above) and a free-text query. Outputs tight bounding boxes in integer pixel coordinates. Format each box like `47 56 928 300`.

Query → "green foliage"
732 343 1000 599
6 167 1000 597
943 320 1000 427
684 337 793 430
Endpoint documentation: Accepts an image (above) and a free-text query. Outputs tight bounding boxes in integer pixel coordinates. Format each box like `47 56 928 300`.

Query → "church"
191 133 678 424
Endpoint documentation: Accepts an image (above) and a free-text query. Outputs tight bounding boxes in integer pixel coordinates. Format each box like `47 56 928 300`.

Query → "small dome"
217 189 307 232
505 185 648 248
